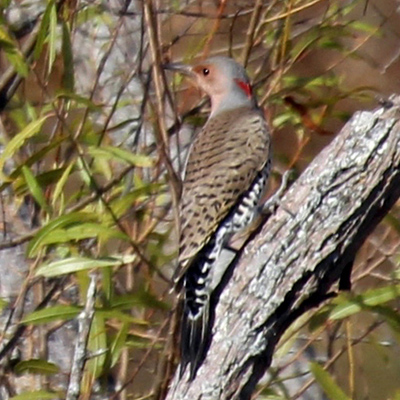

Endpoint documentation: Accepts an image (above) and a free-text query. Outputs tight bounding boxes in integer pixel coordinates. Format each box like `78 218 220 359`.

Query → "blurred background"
0 0 400 399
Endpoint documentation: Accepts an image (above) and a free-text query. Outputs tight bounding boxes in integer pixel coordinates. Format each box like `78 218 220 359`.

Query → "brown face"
191 62 252 99
191 63 220 94
193 64 213 78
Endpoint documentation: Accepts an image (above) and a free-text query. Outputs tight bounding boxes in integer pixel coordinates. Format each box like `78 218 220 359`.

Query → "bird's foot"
260 169 294 216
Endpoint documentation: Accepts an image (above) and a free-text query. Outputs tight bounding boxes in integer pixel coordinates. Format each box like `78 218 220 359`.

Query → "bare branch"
166 96 400 399
144 0 181 227
240 0 263 67
66 273 97 400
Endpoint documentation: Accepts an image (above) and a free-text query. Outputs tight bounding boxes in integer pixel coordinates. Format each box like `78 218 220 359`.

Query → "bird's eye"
202 68 210 76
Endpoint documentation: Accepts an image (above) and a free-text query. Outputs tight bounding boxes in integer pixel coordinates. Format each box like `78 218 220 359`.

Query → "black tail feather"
177 237 218 379
179 296 211 380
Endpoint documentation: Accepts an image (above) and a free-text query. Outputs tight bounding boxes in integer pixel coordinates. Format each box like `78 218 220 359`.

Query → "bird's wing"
175 108 271 281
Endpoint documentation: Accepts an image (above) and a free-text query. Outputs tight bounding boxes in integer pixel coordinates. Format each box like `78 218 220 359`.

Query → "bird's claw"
260 169 294 216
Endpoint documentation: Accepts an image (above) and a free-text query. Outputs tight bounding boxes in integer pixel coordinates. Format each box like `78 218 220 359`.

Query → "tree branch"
166 95 400 399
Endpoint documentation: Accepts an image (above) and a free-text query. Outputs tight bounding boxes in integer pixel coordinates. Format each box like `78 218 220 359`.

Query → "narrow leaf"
27 212 98 257
87 314 107 378
14 359 59 375
51 162 74 206
310 362 351 400
125 334 153 349
14 168 65 197
56 92 100 110
111 290 169 311
22 166 51 213
22 305 80 324
87 146 154 167
110 323 129 367
0 116 48 180
10 390 63 400
0 136 66 192
36 223 128 246
329 285 400 320
0 297 8 311
96 310 147 324
0 26 29 76
61 21 74 91
47 1 57 75
36 255 136 277
34 0 53 59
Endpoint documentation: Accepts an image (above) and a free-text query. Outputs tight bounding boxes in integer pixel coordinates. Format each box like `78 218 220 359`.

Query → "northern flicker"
165 56 271 379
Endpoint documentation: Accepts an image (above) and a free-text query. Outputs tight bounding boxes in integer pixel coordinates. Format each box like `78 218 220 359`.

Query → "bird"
165 56 271 379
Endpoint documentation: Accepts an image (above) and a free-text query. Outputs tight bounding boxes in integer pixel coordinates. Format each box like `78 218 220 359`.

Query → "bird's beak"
163 62 194 77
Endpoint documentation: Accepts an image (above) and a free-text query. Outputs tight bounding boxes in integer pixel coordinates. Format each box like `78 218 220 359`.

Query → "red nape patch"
234 78 252 98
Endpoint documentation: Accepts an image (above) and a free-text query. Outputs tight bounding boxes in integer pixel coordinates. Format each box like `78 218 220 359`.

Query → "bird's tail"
179 295 210 380
178 256 213 380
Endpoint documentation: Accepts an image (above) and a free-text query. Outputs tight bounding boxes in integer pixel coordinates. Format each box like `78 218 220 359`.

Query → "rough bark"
165 95 400 399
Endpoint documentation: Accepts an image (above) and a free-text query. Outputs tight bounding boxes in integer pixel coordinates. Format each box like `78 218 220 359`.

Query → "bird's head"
164 56 257 117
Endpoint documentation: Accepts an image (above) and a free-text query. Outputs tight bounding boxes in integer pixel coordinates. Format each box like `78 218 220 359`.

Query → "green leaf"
14 359 59 375
75 156 92 187
14 168 66 197
290 29 319 63
37 223 128 247
36 255 136 277
61 21 74 91
34 0 53 59
0 136 66 192
310 362 351 400
47 0 57 75
22 166 51 213
329 285 400 320
87 313 107 378
384 213 400 235
110 322 129 367
0 26 29 77
0 116 48 180
1 0 12 7
392 390 400 400
106 183 164 220
56 92 100 110
360 284 400 306
308 308 332 332
272 111 301 128
349 20 380 35
362 304 400 334
111 290 169 311
22 305 80 324
102 267 113 303
257 386 281 399
10 390 63 400
87 146 154 167
0 297 8 311
51 162 74 206
96 309 147 324
125 334 153 349
27 212 98 257
92 148 113 180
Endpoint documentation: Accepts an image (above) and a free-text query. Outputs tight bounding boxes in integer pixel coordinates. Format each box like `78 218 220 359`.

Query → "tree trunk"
165 95 400 399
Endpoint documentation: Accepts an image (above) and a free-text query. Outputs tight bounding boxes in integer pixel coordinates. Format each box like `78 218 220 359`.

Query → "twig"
66 273 97 400
143 0 181 232
0 279 63 362
240 0 263 67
